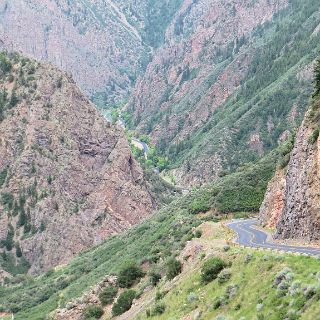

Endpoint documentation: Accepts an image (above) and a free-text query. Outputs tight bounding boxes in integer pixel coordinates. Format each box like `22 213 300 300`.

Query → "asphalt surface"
227 219 320 257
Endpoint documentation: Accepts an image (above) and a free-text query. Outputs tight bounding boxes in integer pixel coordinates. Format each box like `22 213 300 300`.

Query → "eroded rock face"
275 113 320 240
0 0 186 106
0 0 147 105
258 168 286 228
129 0 284 136
0 53 155 274
127 0 288 186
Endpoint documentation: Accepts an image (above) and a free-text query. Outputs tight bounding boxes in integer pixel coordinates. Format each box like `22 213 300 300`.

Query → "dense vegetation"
0 135 290 318
136 0 320 177
313 56 320 98
140 0 183 48
2 1 320 318
200 257 227 284
117 264 145 288
165 258 182 280
130 134 169 172
98 286 118 306
83 305 103 319
0 192 201 318
112 289 136 316
304 55 320 144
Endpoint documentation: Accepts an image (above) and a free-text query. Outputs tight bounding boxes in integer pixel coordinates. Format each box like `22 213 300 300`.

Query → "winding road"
227 219 320 257
132 138 149 155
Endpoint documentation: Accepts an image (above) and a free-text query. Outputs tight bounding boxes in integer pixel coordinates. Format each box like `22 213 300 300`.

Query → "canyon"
3 0 318 188
259 99 320 241
1 1 320 319
0 52 155 274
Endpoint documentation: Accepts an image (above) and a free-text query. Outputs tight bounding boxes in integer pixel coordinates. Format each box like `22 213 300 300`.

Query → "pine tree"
15 243 22 257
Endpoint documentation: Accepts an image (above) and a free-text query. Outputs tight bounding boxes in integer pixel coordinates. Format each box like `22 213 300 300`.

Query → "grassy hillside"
133 228 320 320
176 0 320 172
0 140 293 319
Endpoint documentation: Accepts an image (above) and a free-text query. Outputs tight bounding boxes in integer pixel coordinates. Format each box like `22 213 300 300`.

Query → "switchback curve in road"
226 219 320 257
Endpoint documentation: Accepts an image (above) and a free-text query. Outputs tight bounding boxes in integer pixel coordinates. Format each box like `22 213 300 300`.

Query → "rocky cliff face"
258 168 286 229
127 0 320 187
0 52 155 274
259 101 320 240
0 0 149 106
0 0 183 106
129 0 287 139
3 0 319 189
274 106 320 240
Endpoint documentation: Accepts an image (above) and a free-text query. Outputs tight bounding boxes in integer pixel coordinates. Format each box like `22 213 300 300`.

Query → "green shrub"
117 263 144 288
194 230 202 238
304 285 317 300
99 286 118 305
83 305 103 319
244 253 253 264
15 243 22 258
149 272 161 286
47 175 53 185
112 290 136 316
293 296 306 309
187 292 198 302
155 290 168 301
0 53 12 74
213 298 222 309
234 303 241 310
0 223 14 251
222 245 230 252
166 258 182 280
225 284 239 299
189 199 210 214
217 269 232 284
279 153 291 169
9 90 18 108
152 303 166 315
0 168 8 187
309 128 319 144
8 74 14 83
1 192 14 210
17 209 27 227
201 257 227 284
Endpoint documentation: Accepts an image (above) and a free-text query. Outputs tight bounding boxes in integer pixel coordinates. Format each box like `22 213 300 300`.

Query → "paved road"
227 219 320 257
132 138 149 157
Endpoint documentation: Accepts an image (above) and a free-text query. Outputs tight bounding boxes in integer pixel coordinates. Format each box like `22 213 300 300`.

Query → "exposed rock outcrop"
127 0 298 186
275 109 320 240
2 0 317 189
129 0 287 137
258 168 286 229
55 275 117 320
259 102 320 240
126 0 320 189
0 0 148 105
0 52 155 274
0 0 183 105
